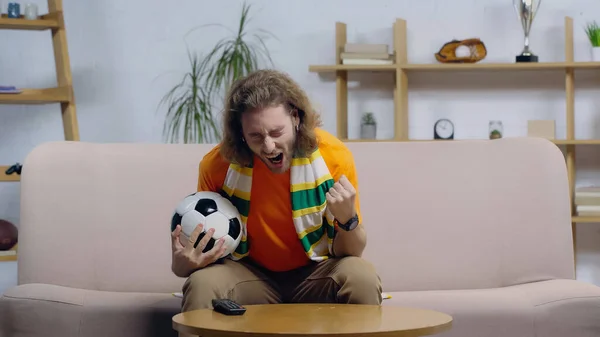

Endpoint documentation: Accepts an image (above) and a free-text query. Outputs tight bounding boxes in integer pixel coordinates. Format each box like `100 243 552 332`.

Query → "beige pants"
180 256 382 312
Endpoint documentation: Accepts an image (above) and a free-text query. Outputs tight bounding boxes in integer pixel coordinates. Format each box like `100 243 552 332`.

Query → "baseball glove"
435 38 487 63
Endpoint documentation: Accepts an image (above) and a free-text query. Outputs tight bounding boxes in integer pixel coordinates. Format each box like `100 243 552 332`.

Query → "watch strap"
336 214 359 231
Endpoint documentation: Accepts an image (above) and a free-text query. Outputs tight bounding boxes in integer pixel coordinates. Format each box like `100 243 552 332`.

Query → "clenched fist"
325 174 357 225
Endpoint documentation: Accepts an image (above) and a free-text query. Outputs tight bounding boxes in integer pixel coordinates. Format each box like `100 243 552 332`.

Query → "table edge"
172 318 453 337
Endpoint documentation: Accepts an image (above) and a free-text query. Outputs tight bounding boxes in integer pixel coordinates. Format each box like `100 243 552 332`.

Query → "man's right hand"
170 223 227 277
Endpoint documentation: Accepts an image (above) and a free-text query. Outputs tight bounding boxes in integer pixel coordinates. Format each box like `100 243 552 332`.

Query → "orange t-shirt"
196 128 362 272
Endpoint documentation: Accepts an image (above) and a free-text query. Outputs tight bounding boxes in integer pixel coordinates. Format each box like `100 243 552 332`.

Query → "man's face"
241 104 298 174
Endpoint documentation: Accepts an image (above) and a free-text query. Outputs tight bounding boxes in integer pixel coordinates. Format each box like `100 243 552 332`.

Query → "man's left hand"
325 174 356 224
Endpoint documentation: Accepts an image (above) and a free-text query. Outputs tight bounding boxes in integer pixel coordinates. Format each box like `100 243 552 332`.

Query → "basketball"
170 191 242 258
0 219 18 251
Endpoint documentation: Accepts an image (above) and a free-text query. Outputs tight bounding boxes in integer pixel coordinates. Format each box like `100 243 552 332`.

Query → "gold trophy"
513 0 541 62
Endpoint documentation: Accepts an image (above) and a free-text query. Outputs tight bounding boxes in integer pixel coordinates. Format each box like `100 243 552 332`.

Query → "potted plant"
585 21 600 62
159 2 276 144
360 112 377 139
489 120 503 139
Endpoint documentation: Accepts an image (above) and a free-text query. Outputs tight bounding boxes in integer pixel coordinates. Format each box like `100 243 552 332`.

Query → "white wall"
1 0 600 293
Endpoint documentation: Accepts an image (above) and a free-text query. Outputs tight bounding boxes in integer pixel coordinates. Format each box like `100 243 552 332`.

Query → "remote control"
211 298 246 316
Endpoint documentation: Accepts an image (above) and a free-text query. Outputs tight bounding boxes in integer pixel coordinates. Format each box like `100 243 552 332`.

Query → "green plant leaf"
197 1 276 99
159 50 220 144
361 112 376 125
585 21 600 47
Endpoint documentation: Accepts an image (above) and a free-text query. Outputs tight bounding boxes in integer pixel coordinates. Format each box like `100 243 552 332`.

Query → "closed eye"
270 127 285 137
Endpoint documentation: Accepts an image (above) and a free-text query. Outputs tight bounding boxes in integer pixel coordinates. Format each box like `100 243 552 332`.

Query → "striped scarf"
221 147 337 262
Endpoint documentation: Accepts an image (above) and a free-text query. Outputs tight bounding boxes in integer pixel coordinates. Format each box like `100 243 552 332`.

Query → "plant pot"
361 124 376 139
593 47 600 62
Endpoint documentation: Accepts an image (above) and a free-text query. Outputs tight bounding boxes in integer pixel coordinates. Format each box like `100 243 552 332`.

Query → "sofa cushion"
382 279 600 337
0 283 181 337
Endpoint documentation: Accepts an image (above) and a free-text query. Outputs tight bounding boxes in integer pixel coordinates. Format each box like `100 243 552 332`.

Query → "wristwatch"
335 214 359 231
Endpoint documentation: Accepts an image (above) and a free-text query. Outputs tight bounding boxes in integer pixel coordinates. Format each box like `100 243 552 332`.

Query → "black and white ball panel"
171 212 182 233
171 193 202 232
180 209 206 239
228 218 241 239
213 196 239 219
195 198 218 217
176 193 203 214
193 191 221 214
203 211 231 238
213 194 242 238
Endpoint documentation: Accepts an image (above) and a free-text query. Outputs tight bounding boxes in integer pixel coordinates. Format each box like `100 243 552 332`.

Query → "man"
170 69 382 311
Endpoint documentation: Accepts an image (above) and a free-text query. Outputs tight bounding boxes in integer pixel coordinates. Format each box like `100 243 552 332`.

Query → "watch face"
347 219 359 230
435 119 454 139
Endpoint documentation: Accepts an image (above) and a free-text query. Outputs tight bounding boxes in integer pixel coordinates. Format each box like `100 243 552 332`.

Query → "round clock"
434 119 454 140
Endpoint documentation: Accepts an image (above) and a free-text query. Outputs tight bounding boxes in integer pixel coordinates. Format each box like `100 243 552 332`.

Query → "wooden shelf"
0 255 17 262
400 62 600 71
0 166 20 182
402 62 600 72
0 244 17 262
553 140 600 145
309 64 397 72
309 62 600 73
0 13 60 30
572 216 600 223
342 138 600 145
0 86 72 104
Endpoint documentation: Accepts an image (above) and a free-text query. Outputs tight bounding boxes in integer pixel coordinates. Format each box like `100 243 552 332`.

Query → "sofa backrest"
16 137 574 293
17 142 207 293
355 138 574 291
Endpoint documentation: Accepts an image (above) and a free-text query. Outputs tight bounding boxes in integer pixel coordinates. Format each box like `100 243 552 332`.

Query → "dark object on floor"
435 38 487 63
0 219 18 251
5 163 22 175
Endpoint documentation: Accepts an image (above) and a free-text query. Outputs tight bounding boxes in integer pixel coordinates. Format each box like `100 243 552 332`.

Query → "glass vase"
489 121 503 139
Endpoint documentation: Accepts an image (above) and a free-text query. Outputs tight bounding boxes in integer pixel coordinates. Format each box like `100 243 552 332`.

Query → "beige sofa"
1 137 600 337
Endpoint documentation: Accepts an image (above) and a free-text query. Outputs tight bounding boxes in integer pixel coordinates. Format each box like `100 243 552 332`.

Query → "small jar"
24 3 38 20
7 1 20 18
489 120 503 139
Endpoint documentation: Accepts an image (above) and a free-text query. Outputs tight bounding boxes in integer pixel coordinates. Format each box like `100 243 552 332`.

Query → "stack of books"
575 186 600 217
341 43 394 65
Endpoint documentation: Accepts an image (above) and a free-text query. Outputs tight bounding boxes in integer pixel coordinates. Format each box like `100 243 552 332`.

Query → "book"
341 52 391 60
342 58 393 65
344 43 388 54
575 186 600 206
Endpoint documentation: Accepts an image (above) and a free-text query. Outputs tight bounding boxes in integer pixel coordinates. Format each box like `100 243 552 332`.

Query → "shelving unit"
0 0 78 184
309 16 600 264
0 0 79 261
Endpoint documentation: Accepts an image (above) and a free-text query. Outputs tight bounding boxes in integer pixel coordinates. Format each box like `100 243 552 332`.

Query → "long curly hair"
219 69 322 167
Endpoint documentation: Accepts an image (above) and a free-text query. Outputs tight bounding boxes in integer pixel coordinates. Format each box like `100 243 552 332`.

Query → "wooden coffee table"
172 303 452 337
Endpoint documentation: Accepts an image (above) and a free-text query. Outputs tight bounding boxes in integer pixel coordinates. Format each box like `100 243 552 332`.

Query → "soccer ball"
170 191 242 258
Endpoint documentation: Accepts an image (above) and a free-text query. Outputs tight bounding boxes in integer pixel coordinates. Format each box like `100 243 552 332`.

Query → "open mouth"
266 153 283 165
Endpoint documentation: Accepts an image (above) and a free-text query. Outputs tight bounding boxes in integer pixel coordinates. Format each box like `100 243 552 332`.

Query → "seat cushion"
382 279 600 337
0 283 181 337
